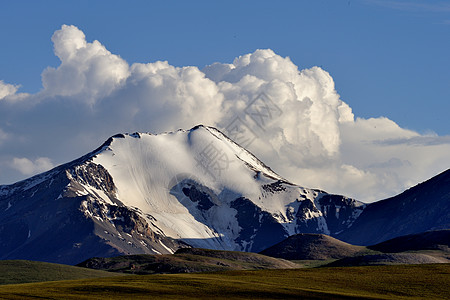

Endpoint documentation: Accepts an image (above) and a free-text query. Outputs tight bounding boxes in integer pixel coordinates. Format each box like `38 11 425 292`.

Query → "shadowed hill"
259 231 450 265
77 248 298 274
259 233 364 260
325 253 448 267
368 230 450 253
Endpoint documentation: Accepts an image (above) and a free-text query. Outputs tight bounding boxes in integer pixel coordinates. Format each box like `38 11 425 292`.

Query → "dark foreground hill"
77 248 298 274
259 233 364 260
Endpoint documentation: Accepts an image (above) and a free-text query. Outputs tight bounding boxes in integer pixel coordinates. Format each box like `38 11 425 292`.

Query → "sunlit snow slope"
90 125 364 251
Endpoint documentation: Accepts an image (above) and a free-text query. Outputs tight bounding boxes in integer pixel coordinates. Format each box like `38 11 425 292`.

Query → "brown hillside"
259 233 364 260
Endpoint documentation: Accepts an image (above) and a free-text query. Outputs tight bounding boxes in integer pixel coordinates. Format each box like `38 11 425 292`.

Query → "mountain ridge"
336 168 450 245
0 125 448 264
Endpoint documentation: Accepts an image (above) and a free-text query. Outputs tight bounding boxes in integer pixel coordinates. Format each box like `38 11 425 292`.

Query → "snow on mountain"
88 126 364 250
0 125 365 264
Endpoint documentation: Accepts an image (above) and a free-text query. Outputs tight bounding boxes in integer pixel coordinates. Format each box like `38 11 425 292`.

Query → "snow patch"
159 240 174 254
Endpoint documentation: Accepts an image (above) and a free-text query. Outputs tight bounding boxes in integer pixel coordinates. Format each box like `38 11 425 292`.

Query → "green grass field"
0 260 121 285
0 264 448 299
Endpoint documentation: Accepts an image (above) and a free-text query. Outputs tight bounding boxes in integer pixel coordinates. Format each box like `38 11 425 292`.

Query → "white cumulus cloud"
41 25 130 104
0 80 19 100
0 24 449 202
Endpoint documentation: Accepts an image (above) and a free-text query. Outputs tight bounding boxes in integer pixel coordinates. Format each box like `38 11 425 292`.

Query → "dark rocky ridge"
336 169 450 245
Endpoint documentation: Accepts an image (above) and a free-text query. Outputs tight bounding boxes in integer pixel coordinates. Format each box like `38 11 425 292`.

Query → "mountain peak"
1 125 366 264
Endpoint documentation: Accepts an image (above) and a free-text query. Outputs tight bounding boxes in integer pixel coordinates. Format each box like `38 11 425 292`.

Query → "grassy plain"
0 264 448 299
0 260 120 285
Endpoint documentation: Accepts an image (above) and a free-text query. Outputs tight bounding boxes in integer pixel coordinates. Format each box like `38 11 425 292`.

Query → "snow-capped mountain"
0 125 365 264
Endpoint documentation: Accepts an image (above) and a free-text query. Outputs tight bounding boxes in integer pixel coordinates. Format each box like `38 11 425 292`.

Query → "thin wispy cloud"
372 135 450 146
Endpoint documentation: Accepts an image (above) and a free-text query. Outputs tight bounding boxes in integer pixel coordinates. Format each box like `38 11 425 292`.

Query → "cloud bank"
11 157 54 176
1 24 449 202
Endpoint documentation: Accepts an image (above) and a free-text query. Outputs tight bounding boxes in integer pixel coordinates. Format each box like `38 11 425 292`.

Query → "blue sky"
0 0 449 201
1 0 449 134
